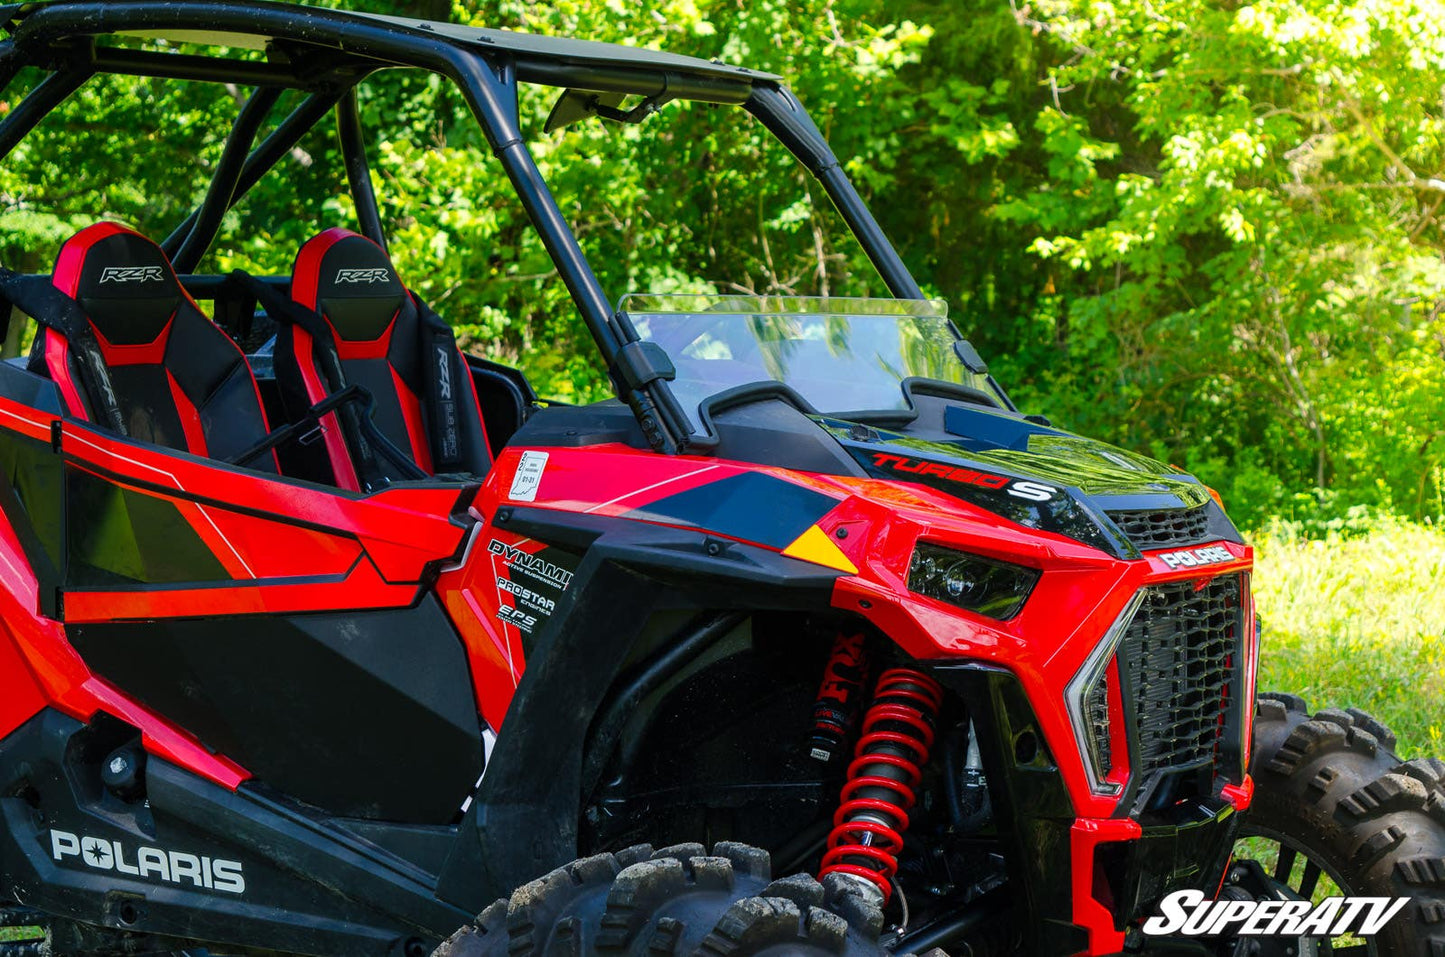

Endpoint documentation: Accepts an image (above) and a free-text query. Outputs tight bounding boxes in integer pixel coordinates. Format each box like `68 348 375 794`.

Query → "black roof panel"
4 0 781 82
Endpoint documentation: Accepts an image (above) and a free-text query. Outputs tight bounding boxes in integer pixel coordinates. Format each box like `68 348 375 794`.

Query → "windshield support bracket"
610 340 676 392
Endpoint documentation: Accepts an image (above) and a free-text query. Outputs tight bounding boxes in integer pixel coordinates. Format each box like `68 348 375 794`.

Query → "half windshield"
622 294 988 433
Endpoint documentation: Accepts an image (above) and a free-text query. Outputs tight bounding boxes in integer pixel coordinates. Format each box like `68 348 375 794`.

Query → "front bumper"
933 665 1253 956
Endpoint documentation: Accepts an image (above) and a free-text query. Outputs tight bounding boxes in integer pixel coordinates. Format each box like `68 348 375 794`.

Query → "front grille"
1085 678 1112 773
1120 575 1243 778
1106 504 1213 550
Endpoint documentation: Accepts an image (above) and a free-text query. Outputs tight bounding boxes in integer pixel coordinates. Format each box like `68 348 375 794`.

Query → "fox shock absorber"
819 667 944 904
807 631 871 764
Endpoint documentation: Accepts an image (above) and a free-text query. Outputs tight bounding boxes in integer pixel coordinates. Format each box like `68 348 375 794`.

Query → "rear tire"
433 842 905 956
1245 692 1445 957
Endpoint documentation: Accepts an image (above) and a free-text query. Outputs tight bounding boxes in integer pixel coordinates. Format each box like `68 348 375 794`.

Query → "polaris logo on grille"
49 829 245 895
98 266 165 284
1158 545 1233 569
334 267 392 284
1144 889 1408 937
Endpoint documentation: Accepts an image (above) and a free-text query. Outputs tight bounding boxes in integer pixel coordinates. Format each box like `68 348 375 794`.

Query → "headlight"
1064 591 1143 796
907 543 1040 620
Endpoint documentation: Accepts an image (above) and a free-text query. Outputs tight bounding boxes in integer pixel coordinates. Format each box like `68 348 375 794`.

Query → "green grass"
1253 516 1445 758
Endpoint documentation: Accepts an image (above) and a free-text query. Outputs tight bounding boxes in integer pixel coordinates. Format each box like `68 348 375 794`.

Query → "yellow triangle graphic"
782 524 858 575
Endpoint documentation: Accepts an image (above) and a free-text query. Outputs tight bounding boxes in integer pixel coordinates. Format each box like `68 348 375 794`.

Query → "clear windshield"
622 294 990 433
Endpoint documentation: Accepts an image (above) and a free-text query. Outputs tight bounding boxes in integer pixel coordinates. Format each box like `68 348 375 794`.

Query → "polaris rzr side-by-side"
0 3 1441 957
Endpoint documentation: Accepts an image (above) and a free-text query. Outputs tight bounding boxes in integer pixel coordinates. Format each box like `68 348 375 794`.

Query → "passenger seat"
25 222 278 470
274 229 492 490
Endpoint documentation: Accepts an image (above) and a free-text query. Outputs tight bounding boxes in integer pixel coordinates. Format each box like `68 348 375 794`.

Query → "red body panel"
0 387 1253 954
0 392 467 789
447 443 1256 955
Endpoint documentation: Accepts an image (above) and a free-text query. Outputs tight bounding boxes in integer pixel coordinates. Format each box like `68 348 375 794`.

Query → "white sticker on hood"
509 451 549 502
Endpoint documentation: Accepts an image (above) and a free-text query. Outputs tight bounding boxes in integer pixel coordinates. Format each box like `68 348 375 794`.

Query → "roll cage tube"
172 85 284 273
162 89 351 258
337 86 388 254
0 0 958 452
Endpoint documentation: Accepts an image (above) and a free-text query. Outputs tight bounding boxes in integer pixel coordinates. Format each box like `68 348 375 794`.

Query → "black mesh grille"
1120 575 1242 776
1106 504 1213 550
1085 678 1113 773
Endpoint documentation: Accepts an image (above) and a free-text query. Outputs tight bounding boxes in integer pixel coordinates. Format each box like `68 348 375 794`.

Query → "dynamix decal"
49 829 245 895
1143 890 1408 938
488 539 573 590
497 576 555 615
1158 545 1233 569
870 453 1057 503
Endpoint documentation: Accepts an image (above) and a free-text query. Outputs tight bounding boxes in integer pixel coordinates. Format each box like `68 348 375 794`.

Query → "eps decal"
496 604 539 633
49 829 245 895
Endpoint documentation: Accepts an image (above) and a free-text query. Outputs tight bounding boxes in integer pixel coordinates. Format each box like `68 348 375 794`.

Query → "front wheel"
1239 693 1445 957
435 842 912 957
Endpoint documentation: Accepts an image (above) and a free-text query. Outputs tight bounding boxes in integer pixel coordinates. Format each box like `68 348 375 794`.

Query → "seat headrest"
291 228 408 343
53 222 186 347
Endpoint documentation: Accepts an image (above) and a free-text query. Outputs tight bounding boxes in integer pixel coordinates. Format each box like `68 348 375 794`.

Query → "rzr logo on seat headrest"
98 266 165 284
335 267 392 285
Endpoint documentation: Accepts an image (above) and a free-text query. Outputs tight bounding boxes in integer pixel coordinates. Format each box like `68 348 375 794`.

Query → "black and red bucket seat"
274 228 492 490
25 221 278 471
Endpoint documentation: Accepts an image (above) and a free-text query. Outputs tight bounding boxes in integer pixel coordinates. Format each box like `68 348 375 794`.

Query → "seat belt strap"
0 268 128 436
225 270 381 484
411 291 464 473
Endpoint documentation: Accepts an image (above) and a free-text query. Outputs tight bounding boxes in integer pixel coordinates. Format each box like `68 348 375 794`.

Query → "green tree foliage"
995 0 1445 526
0 0 1440 524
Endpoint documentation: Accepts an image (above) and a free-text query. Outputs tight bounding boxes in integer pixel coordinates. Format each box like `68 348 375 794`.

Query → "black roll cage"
0 0 930 454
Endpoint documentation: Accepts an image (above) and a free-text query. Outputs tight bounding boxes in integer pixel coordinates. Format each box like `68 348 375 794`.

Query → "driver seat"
274 228 491 491
28 222 278 471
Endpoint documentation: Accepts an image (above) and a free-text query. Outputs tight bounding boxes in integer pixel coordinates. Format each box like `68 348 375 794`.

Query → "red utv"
0 3 1440 956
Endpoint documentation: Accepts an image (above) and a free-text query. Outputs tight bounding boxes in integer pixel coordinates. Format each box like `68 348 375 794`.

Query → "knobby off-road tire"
1248 692 1445 957
434 842 912 957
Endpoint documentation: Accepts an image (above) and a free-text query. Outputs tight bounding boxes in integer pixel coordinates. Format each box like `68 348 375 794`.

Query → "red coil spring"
819 667 944 904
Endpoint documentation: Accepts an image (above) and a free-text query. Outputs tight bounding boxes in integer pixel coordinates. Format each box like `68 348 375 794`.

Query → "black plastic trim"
436 508 840 907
